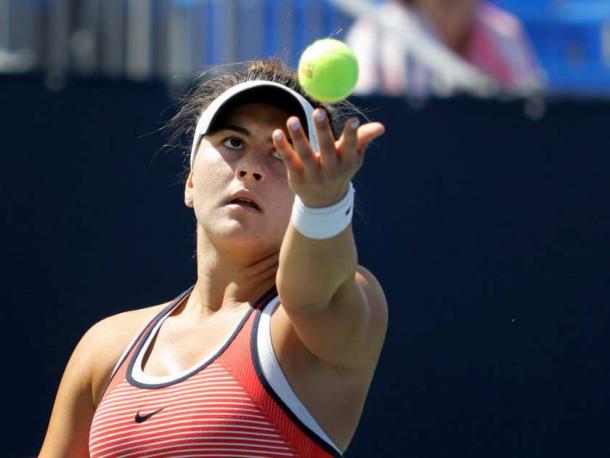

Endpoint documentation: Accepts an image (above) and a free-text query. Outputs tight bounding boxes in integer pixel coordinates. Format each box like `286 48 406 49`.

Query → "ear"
185 170 194 190
184 171 194 207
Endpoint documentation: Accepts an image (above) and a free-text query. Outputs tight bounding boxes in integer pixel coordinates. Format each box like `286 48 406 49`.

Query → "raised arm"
273 108 388 371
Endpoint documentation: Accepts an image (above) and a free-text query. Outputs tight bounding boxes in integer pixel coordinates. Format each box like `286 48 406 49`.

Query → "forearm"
276 221 358 311
271 102 384 311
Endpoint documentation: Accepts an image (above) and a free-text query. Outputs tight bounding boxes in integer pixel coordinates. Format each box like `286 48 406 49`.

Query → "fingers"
273 114 385 179
286 116 318 174
335 117 360 162
358 121 386 151
272 129 302 174
336 119 385 161
312 109 339 168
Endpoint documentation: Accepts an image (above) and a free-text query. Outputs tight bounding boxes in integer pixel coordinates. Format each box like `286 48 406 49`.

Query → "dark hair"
165 58 361 181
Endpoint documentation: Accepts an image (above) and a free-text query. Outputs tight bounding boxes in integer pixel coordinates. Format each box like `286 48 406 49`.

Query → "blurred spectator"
346 0 545 96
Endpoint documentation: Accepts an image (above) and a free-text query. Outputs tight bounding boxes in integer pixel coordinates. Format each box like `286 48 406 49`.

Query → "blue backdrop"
1 75 609 457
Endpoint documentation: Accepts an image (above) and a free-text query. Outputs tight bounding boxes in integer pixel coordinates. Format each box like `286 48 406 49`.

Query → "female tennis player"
39 60 388 457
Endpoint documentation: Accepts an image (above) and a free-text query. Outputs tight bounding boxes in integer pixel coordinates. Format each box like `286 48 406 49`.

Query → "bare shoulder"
85 302 168 351
82 302 170 403
39 301 170 456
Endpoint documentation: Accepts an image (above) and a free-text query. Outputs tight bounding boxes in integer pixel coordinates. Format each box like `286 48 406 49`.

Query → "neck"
185 227 280 317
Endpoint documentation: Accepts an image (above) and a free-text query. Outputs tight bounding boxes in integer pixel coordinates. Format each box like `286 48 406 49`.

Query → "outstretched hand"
272 108 385 208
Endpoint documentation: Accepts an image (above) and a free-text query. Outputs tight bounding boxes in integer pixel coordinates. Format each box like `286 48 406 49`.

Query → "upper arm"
38 324 100 458
280 265 388 371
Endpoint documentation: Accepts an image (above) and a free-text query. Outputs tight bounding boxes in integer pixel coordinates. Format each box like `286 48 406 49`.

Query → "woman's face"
185 102 295 254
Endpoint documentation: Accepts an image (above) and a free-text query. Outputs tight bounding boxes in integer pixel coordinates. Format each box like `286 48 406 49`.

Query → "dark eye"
223 137 244 150
271 150 283 161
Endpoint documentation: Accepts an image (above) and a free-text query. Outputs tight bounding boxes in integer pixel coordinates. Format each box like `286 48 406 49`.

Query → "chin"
205 223 267 244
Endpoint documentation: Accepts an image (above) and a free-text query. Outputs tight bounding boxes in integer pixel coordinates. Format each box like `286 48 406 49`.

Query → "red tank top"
89 285 342 457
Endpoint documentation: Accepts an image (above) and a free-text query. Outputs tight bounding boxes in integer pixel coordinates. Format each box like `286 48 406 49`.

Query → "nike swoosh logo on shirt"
134 407 165 423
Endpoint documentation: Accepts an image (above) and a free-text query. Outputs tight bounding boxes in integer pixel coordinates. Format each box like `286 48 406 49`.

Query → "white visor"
189 80 319 169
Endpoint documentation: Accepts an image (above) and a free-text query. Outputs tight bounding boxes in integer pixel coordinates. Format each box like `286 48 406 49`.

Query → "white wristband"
291 182 355 240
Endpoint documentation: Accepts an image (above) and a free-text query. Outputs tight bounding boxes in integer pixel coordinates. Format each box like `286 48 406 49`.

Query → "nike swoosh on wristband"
134 407 166 423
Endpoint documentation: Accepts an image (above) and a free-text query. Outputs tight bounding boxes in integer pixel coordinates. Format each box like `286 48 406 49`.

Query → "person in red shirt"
347 0 544 96
39 59 388 457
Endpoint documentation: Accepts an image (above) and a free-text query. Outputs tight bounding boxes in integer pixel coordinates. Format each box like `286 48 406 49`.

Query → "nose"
237 156 265 182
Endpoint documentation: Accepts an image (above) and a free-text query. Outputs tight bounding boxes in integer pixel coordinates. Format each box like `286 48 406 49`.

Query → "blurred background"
1 0 609 94
1 0 609 457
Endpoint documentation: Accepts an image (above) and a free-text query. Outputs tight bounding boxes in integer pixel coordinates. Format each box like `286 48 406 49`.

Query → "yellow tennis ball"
298 38 359 103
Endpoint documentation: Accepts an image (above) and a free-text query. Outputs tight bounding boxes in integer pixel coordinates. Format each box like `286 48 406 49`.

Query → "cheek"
264 182 293 231
193 150 233 193
269 157 290 175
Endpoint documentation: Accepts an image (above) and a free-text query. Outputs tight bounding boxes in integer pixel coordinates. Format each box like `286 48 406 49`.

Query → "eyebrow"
212 123 294 145
213 124 250 136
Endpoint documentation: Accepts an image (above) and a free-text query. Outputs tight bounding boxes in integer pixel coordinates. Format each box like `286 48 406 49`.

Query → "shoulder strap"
95 286 194 405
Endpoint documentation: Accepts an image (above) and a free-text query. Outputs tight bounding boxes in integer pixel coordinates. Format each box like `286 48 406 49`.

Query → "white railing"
0 0 545 96
0 0 350 85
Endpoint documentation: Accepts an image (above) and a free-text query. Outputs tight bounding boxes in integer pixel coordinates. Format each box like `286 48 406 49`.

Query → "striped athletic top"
89 285 343 457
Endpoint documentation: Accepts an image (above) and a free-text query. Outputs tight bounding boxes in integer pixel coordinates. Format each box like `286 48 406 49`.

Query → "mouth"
226 198 262 212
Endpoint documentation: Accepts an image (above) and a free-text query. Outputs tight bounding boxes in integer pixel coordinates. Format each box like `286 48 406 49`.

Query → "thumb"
356 122 386 157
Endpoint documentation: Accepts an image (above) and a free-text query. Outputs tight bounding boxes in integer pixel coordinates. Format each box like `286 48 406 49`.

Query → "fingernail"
274 131 283 141
315 110 326 123
289 119 299 131
350 118 360 129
